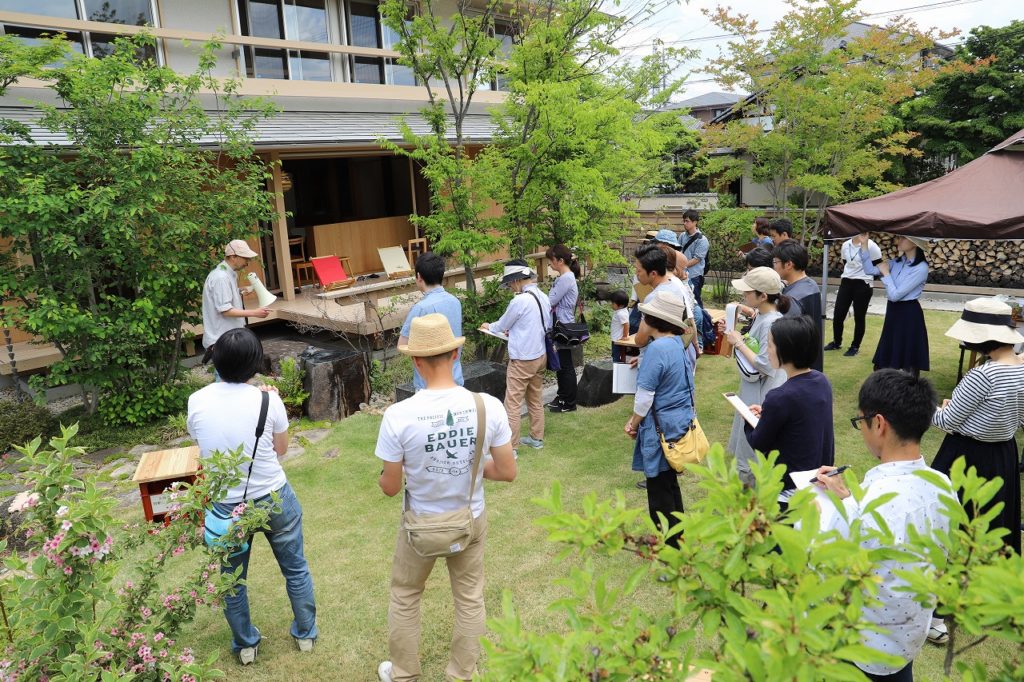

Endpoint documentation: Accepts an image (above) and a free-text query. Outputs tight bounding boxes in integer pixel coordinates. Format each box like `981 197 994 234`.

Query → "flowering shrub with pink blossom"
0 425 279 681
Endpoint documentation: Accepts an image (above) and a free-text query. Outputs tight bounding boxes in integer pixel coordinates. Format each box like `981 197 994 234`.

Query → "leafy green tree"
896 20 1024 181
700 0 949 234
477 0 694 264
379 0 505 294
482 447 1024 680
0 35 276 424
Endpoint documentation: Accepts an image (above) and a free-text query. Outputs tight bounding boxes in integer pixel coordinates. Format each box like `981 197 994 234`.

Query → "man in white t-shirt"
187 328 317 665
825 235 882 357
376 314 517 682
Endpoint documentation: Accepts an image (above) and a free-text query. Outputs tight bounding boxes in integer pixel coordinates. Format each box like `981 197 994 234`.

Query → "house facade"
0 0 510 376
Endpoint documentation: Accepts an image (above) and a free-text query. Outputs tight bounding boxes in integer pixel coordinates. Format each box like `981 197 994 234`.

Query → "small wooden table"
132 446 201 523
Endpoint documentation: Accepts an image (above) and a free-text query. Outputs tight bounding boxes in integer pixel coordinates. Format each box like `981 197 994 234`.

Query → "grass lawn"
173 308 1021 680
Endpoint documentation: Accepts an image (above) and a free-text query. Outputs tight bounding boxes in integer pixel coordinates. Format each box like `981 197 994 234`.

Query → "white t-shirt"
187 382 289 503
841 239 882 282
610 307 630 342
375 387 512 517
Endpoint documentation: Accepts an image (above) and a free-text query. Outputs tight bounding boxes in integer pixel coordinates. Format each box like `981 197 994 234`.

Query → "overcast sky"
618 0 1024 100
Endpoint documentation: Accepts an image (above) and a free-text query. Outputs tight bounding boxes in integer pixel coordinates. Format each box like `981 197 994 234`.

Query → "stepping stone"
295 428 330 444
322 448 339 459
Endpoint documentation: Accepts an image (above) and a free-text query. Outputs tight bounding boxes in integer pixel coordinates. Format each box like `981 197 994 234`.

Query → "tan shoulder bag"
402 393 486 558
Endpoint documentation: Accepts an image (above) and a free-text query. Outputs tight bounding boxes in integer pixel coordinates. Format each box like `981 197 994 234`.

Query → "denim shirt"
632 336 696 478
401 286 464 389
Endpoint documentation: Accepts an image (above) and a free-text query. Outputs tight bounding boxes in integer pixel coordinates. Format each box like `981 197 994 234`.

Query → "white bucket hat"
945 298 1023 346
397 313 466 357
638 290 688 326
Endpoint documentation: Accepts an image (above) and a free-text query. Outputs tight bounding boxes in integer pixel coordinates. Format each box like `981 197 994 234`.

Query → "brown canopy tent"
824 128 1024 239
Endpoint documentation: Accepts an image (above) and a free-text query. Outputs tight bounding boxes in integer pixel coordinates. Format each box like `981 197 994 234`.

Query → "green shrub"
267 357 310 419
457 276 514 363
369 356 414 400
0 398 55 452
98 375 199 427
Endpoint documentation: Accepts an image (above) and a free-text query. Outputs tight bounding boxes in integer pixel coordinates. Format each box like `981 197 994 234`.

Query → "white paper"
612 363 638 394
723 392 759 427
790 468 841 531
725 303 759 376
478 327 509 341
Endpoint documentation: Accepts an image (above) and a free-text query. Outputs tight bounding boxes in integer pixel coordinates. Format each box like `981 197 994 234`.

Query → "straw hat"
638 291 688 326
944 298 1024 346
732 266 783 295
501 259 534 284
397 313 465 357
653 229 680 248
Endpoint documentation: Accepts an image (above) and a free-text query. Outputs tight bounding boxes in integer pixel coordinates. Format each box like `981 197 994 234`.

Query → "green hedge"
0 399 55 452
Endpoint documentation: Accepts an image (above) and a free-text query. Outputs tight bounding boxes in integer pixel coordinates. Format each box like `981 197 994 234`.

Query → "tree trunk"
464 263 476 295
0 324 26 402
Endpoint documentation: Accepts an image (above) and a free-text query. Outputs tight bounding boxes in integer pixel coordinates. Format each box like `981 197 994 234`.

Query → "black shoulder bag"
551 289 590 346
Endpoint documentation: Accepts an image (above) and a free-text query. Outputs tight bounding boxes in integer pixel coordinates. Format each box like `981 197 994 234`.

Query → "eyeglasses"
850 413 877 430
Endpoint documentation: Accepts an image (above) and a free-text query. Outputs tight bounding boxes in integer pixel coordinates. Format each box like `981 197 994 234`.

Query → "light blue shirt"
680 231 709 279
490 284 551 361
860 251 928 302
401 286 464 390
548 271 578 324
633 336 695 478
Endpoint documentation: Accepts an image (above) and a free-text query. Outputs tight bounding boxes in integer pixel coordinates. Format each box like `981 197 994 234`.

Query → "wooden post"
269 151 295 301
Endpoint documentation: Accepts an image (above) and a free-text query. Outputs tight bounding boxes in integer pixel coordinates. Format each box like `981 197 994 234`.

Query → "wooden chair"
407 237 428 266
310 255 355 291
289 236 314 286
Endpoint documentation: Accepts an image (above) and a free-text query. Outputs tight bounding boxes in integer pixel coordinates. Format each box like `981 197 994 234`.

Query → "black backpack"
680 231 710 274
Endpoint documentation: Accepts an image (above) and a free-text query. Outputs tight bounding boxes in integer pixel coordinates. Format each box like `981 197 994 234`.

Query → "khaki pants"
388 511 488 682
505 356 546 448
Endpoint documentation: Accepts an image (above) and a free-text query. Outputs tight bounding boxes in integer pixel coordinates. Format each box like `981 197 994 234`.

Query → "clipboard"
723 392 759 428
478 326 509 341
612 362 638 394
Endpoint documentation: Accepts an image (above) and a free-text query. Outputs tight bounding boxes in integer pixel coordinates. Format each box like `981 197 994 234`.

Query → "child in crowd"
609 289 630 362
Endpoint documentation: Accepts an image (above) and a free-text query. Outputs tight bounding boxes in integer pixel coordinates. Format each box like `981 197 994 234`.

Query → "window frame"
234 0 336 82
0 0 162 63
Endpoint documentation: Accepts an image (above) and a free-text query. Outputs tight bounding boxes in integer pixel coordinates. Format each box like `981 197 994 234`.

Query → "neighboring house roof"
0 106 497 148
662 91 742 112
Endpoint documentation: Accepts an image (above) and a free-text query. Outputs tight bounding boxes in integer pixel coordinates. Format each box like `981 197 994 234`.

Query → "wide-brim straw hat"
945 297 1024 346
732 266 783 295
397 313 465 357
501 260 534 284
638 290 688 327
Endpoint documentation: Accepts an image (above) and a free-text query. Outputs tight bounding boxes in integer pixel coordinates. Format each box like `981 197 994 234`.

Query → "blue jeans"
214 482 318 651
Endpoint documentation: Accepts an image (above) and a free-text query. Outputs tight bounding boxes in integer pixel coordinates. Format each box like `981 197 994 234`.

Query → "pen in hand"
813 465 849 485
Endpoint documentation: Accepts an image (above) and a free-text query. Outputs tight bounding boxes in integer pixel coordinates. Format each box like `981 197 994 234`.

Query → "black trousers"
555 348 577 406
646 468 684 548
864 661 913 681
832 278 873 349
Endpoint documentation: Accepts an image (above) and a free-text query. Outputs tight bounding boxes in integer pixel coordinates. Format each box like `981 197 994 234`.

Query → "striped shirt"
932 362 1024 442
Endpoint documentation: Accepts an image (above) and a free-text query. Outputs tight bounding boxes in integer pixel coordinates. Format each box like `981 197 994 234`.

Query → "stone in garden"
0 495 31 553
322 448 339 459
280 443 305 463
261 339 313 376
576 360 620 407
300 347 370 421
296 428 331 444
128 443 159 457
396 361 508 403
108 461 136 479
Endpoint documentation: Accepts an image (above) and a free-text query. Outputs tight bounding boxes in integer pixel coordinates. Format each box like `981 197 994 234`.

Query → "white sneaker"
238 645 258 665
296 638 315 652
377 661 394 682
927 619 949 644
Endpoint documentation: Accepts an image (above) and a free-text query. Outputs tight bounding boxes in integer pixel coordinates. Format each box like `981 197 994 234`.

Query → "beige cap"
225 240 258 259
732 266 783 295
945 298 1024 346
638 290 688 327
397 313 466 357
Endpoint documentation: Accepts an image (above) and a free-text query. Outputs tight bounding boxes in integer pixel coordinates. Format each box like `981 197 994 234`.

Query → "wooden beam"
268 152 295 301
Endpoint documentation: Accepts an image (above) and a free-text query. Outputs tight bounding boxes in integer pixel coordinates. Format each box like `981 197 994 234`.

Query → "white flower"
8 492 40 513
56 505 69 518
